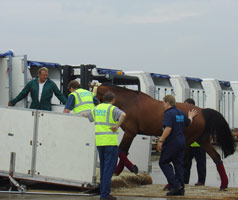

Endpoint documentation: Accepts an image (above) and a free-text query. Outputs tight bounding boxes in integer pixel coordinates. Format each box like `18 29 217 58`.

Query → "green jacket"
10 77 67 111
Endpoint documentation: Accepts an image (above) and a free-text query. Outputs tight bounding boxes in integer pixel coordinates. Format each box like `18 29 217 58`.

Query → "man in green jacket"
8 67 66 111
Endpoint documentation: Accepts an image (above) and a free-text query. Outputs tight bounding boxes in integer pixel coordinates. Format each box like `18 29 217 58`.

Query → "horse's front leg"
114 131 138 175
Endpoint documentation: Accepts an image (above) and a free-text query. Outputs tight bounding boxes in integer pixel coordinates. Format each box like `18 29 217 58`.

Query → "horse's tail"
202 108 236 158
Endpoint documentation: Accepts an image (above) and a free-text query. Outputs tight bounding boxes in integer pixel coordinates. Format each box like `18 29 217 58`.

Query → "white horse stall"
0 107 97 189
185 77 206 108
125 71 155 97
169 75 190 103
125 71 175 100
202 79 234 129
170 75 206 107
230 81 238 129
0 56 10 105
0 52 27 108
150 73 175 101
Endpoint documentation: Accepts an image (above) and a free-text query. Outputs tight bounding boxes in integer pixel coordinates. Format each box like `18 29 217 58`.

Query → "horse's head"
89 83 112 103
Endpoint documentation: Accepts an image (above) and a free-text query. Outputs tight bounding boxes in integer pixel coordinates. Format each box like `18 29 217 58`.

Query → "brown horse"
92 83 235 190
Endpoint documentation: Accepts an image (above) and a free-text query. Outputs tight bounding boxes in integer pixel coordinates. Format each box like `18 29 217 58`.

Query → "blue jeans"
97 146 118 199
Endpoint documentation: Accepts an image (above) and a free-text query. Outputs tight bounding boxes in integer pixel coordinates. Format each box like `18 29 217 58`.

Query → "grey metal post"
203 91 205 108
197 90 200 107
9 152 16 177
31 110 39 177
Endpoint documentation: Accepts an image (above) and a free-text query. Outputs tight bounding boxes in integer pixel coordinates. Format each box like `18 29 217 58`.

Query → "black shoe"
130 165 138 174
195 182 204 186
109 195 117 200
100 196 117 200
166 186 184 196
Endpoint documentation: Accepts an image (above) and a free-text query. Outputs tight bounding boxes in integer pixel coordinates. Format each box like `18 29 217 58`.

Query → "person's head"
68 80 81 93
38 67 48 83
163 95 176 110
184 98 195 105
103 91 115 104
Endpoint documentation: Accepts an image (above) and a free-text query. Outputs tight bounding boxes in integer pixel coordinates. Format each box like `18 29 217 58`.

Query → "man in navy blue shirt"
157 95 198 196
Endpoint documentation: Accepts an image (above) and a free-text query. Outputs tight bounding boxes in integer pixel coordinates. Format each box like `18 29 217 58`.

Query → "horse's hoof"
163 184 171 191
130 165 138 174
219 187 228 191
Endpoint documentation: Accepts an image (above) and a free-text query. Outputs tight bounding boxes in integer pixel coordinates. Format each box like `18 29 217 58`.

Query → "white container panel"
230 82 238 128
118 129 151 173
11 56 26 108
190 89 206 108
202 79 222 111
170 76 190 103
36 111 96 183
0 107 35 175
154 86 175 101
51 105 65 112
125 71 155 98
220 91 234 129
0 58 10 106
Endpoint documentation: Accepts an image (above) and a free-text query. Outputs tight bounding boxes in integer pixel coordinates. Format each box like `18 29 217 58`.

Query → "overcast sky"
1 0 238 81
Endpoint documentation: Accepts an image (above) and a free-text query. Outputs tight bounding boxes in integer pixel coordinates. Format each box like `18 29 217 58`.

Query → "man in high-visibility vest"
83 91 126 200
64 80 97 114
184 98 206 186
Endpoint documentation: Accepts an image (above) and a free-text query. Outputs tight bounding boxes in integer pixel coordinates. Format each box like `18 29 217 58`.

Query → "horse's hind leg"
199 136 228 190
114 132 138 175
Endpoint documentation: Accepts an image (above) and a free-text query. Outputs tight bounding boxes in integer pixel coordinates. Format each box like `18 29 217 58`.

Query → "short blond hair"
38 67 48 75
163 95 176 106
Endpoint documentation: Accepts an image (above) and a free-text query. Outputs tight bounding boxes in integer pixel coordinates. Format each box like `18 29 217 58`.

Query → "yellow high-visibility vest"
92 103 118 146
191 142 200 147
70 88 94 114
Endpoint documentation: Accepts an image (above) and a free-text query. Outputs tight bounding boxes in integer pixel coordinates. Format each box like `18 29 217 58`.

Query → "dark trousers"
184 147 206 184
159 143 185 189
97 146 118 199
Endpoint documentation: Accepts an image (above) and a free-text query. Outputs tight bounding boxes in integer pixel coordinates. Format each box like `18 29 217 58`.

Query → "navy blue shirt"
162 106 190 145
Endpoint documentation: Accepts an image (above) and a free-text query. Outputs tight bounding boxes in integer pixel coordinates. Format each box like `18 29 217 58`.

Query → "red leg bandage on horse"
118 151 134 171
114 159 125 175
216 160 228 189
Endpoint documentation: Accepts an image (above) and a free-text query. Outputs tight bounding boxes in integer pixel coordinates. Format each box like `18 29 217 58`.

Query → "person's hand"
188 109 198 119
156 141 163 152
110 125 119 132
8 102 12 106
81 112 88 118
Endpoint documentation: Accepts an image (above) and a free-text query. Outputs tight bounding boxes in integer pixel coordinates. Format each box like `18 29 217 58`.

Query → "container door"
35 111 97 185
0 107 35 176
